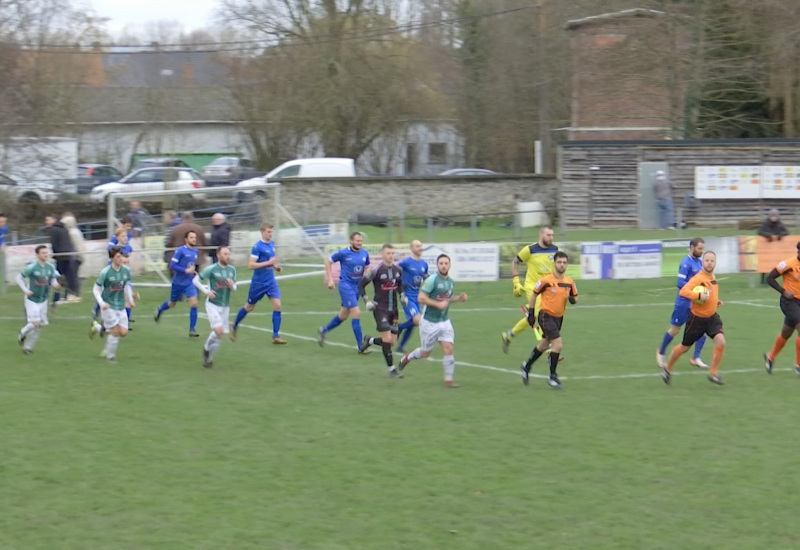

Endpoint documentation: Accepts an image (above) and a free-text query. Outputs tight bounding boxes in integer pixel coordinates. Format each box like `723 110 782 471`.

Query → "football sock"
104 335 119 358
369 337 381 345
692 335 706 359
443 354 455 381
768 334 788 360
524 347 544 370
20 323 35 337
710 345 724 376
204 332 215 351
322 316 342 333
659 332 674 355
234 307 248 328
125 307 131 320
397 319 414 332
206 332 221 360
398 326 415 349
352 319 363 348
272 311 282 338
157 301 170 314
189 307 198 331
511 317 529 337
408 348 423 361
25 327 40 351
93 303 100 318
549 352 560 377
381 342 393 367
52 292 60 304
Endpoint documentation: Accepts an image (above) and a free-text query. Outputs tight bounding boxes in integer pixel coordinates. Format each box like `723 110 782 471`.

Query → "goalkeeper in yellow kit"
502 226 558 353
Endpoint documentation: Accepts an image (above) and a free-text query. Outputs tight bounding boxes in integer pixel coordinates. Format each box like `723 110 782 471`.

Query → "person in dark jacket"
758 209 789 242
209 213 231 264
167 211 208 267
44 214 79 303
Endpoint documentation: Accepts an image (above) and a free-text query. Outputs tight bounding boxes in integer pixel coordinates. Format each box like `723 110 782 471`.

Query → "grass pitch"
1 273 797 549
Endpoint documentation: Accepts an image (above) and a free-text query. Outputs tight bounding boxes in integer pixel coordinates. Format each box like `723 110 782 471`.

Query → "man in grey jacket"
654 170 676 230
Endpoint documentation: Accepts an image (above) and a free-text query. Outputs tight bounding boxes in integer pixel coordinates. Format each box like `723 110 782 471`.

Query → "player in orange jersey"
662 251 725 386
764 242 800 375
520 251 578 390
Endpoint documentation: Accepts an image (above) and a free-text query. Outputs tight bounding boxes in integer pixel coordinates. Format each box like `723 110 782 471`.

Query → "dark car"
201 157 257 186
76 164 125 194
132 157 191 171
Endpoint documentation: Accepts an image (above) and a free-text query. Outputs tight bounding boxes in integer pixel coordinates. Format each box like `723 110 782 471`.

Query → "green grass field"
1 273 798 549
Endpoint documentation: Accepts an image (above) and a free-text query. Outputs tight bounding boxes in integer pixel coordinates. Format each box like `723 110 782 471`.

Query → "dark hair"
554 251 569 261
35 244 47 254
350 231 362 240
381 243 394 251
0 212 6 217
185 230 197 240
690 237 705 247
437 253 450 263
121 216 132 225
108 246 122 259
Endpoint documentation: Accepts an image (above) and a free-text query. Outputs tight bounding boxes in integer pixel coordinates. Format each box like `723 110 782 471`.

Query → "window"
273 165 301 178
428 143 447 165
0 173 17 186
241 159 254 168
126 170 155 183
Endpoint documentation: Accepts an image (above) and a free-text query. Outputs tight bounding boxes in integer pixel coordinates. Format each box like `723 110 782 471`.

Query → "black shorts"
537 311 564 341
681 313 723 347
373 307 399 333
780 296 800 328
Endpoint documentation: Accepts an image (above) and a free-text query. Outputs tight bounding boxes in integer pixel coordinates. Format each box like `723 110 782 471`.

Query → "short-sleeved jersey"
0 225 8 247
680 270 719 318
96 265 132 311
250 240 277 286
399 257 428 299
199 263 237 307
330 247 370 287
517 243 559 287
675 254 703 307
359 263 404 311
533 273 578 317
108 232 134 250
776 256 800 296
171 245 199 286
21 261 58 303
420 273 455 323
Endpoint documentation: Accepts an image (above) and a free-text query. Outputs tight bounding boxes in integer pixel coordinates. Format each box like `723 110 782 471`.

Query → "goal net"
105 182 335 289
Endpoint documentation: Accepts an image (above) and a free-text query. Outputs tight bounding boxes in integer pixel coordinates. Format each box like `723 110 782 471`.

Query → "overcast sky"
89 0 218 37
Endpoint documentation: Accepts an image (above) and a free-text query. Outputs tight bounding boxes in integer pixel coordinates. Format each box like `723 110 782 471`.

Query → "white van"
235 158 355 200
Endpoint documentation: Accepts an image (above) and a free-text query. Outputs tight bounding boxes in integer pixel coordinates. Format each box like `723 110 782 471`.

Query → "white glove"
365 300 377 311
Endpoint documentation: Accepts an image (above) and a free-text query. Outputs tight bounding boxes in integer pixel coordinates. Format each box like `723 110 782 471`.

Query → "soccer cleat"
359 335 373 354
106 356 117 364
189 330 200 338
395 346 405 354
18 330 25 347
708 374 724 385
689 357 709 369
89 322 97 339
203 348 213 368
795 365 800 376
656 349 666 368
388 367 403 379
548 375 562 390
501 332 511 354
22 348 32 355
520 362 530 386
154 308 162 323
661 366 671 385
272 337 287 345
764 353 773 375
398 353 410 372
357 347 372 355
443 380 460 388
230 326 237 343
317 327 326 347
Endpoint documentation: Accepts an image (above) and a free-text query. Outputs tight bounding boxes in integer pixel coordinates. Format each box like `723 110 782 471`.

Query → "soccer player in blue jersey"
656 237 708 369
395 239 428 353
154 230 201 337
318 231 370 350
230 223 287 344
108 217 134 248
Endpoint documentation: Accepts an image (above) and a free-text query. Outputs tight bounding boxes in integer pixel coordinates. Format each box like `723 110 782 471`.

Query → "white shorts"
102 308 129 331
419 318 455 352
24 298 49 326
206 302 230 333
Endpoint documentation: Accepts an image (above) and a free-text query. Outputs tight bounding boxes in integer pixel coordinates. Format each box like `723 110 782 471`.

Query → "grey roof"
102 51 231 87
565 8 666 30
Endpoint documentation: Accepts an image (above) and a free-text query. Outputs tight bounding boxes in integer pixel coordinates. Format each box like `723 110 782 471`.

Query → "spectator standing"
209 213 231 264
654 170 676 230
61 213 87 288
44 214 79 303
758 209 788 242
128 201 149 238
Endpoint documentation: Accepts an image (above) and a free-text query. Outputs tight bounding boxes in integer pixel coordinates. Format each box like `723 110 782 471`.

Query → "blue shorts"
339 286 360 309
248 280 280 305
170 281 198 303
670 305 691 327
403 297 421 319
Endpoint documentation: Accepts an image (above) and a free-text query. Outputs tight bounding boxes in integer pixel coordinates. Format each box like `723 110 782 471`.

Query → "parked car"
77 164 124 194
90 167 206 203
235 158 356 201
201 157 256 186
0 172 70 203
131 157 191 171
438 168 499 176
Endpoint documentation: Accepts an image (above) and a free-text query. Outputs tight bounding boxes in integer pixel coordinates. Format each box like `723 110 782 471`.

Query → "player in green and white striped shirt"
16 245 62 354
193 246 237 368
398 254 468 387
92 246 135 363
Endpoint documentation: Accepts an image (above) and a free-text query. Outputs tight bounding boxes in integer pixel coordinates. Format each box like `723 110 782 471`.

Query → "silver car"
201 157 256 186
